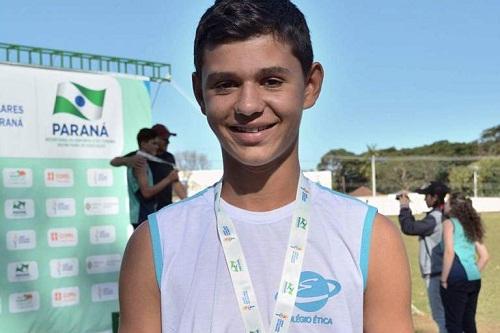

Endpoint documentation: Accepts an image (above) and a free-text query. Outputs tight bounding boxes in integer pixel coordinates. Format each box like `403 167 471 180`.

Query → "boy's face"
193 34 323 168
425 193 437 208
140 138 160 156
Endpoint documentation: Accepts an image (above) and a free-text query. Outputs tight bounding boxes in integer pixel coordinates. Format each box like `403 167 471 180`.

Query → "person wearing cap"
110 124 186 214
398 181 450 333
150 124 187 207
125 128 181 229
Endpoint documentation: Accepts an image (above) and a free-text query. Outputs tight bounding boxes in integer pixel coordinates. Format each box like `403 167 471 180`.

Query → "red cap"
151 124 177 139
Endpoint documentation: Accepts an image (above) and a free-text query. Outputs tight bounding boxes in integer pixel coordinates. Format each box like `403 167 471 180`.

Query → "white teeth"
234 125 271 133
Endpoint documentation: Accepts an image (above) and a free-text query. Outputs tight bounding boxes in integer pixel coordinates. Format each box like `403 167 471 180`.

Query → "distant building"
348 186 381 197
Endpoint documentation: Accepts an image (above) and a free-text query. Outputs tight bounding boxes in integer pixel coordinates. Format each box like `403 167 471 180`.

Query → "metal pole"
371 155 376 197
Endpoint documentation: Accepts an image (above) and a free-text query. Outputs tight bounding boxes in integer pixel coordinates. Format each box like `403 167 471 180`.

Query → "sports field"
389 212 500 333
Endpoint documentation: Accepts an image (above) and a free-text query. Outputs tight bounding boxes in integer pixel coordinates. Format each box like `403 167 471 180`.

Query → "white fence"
178 170 332 196
361 193 500 216
177 170 499 215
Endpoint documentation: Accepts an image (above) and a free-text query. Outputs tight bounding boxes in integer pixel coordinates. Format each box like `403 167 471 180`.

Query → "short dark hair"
194 0 313 77
136 128 158 146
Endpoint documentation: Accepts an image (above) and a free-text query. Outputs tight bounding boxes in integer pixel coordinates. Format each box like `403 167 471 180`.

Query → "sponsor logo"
44 169 74 187
283 281 295 295
271 271 338 327
87 168 113 187
242 290 251 305
300 188 309 202
47 228 78 247
230 259 242 272
51 82 110 138
49 258 79 278
295 271 341 312
51 123 109 137
274 313 287 332
84 197 119 216
296 217 308 230
86 254 121 274
2 168 32 187
291 314 333 325
6 230 36 250
89 225 116 244
53 82 106 121
9 291 40 313
7 261 39 282
91 282 118 302
4 199 35 219
290 250 300 264
275 312 289 320
45 198 76 217
52 287 80 307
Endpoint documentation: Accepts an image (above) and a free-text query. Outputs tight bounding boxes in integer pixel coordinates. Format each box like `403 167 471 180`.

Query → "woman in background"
440 192 490 333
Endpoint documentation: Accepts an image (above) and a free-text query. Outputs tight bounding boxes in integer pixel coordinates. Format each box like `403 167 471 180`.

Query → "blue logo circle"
75 95 85 107
294 271 341 312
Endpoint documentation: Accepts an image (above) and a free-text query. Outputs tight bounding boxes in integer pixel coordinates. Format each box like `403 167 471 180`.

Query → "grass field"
389 212 500 333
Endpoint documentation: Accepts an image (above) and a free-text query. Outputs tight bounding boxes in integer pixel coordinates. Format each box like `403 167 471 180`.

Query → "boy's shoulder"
153 184 215 220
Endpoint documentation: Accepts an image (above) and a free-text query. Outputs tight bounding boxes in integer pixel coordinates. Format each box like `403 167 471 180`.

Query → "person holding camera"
398 181 449 333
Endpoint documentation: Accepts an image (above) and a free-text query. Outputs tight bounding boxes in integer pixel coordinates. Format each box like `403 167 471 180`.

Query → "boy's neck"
220 155 301 212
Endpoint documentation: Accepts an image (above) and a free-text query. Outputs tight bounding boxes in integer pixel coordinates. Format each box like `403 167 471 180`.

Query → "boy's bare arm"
118 222 161 333
363 214 413 332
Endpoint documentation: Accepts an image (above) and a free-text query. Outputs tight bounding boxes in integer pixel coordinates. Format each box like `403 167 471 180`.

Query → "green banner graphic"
0 64 152 332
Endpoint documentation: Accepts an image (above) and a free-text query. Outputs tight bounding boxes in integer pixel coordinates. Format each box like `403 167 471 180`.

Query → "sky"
1 0 499 170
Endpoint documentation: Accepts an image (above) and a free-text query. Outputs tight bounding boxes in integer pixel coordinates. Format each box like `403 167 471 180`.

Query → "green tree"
476 159 500 196
448 166 474 195
317 149 368 192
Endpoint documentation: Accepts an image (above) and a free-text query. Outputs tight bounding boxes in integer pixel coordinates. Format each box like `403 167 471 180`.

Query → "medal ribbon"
214 173 311 333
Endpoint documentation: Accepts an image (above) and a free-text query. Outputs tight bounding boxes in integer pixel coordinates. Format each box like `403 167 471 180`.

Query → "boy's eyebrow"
205 66 292 84
205 72 237 84
259 66 292 77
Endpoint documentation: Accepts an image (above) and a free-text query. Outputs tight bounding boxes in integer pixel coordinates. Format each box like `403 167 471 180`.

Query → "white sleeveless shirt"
148 178 377 332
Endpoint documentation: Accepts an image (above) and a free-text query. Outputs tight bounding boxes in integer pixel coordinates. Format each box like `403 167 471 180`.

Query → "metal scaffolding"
0 42 171 82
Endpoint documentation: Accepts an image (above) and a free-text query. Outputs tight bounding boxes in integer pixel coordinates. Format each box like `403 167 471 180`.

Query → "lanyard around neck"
214 173 311 333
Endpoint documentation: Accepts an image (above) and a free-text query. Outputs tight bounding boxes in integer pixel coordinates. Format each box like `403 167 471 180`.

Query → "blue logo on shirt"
295 271 341 312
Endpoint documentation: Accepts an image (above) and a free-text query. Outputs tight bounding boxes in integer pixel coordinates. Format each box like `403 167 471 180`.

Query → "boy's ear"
303 62 324 110
192 72 206 115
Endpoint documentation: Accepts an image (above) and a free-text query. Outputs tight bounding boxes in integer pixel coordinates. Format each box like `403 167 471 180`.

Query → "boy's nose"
235 83 264 116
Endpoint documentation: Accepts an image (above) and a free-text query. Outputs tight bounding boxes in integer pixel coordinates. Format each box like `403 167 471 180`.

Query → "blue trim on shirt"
147 186 214 287
361 206 377 290
148 212 163 288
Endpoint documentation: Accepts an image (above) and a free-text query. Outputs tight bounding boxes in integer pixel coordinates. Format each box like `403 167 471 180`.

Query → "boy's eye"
214 81 237 92
263 78 283 88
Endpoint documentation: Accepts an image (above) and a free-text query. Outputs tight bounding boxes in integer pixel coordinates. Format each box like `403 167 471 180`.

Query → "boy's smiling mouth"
230 124 276 133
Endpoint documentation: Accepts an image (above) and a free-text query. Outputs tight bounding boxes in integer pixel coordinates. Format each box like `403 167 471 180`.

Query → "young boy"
127 128 179 229
119 1 413 332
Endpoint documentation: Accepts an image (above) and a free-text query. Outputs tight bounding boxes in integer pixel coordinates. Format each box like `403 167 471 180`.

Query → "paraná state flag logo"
53 82 106 120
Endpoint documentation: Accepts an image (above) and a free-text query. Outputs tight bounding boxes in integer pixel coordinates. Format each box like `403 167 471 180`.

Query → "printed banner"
0 63 152 332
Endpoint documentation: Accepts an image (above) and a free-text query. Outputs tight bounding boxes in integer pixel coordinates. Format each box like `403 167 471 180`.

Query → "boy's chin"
222 147 296 170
